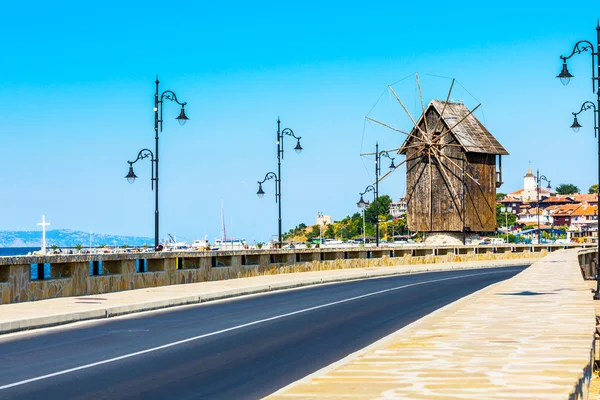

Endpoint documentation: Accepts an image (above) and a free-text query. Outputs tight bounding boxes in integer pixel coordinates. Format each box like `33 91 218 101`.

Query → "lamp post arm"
361 185 377 206
360 185 376 198
560 37 598 92
127 149 155 165
128 149 156 190
161 90 187 107
279 127 301 160
574 101 598 115
379 151 395 161
157 90 188 132
281 127 301 141
560 40 596 61
258 172 279 202
573 101 599 138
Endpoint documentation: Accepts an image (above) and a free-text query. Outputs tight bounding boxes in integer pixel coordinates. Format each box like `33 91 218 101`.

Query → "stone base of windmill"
423 232 480 246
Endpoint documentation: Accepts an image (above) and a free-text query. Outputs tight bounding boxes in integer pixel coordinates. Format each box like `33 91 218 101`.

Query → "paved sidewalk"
0 259 528 334
267 249 595 400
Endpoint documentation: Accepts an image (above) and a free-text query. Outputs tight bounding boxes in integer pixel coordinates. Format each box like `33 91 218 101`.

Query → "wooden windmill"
367 75 508 242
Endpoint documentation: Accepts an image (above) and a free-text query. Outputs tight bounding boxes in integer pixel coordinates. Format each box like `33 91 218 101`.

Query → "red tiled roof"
499 196 522 203
571 204 598 216
542 196 574 203
573 194 598 203
551 203 588 216
518 207 544 216
508 187 553 196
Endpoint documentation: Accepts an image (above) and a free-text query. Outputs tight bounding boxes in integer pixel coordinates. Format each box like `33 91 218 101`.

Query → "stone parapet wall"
0 244 590 305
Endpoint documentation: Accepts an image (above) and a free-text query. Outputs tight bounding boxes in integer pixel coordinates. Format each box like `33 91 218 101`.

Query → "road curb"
0 260 536 334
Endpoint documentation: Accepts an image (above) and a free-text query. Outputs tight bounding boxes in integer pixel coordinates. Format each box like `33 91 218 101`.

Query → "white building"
517 207 553 226
389 198 407 218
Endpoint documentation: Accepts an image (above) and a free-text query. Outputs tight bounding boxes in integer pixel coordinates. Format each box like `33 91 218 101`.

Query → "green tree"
346 213 362 239
555 183 580 195
283 223 309 240
496 192 506 201
589 184 598 194
75 244 83 251
305 225 321 241
365 195 392 225
324 224 335 239
386 217 407 239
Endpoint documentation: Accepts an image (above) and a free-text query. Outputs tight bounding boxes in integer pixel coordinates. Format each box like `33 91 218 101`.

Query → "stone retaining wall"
0 244 588 305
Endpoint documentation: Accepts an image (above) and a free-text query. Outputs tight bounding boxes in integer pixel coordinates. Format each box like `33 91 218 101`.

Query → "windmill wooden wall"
402 101 507 234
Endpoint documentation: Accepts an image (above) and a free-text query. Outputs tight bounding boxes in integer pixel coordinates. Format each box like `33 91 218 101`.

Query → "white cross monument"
37 215 51 255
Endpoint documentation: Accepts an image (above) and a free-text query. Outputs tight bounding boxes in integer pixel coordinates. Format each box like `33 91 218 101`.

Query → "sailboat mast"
221 199 227 240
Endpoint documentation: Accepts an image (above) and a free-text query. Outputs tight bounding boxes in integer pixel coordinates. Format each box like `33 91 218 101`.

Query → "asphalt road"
0 266 527 400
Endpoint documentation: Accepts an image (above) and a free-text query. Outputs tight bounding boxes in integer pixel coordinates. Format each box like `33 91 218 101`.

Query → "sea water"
0 247 40 256
0 247 51 279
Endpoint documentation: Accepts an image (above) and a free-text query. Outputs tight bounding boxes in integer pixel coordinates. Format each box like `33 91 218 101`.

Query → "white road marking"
0 269 513 390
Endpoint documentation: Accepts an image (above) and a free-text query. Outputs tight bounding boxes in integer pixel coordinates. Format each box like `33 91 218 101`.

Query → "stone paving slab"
267 249 596 399
0 259 528 334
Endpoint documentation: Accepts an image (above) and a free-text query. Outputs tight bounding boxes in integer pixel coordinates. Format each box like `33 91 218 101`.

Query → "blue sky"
1 1 598 244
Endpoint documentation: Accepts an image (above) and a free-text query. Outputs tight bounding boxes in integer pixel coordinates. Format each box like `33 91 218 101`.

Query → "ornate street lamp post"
357 185 376 246
500 206 513 243
126 76 189 251
557 21 600 298
257 118 302 249
361 142 396 247
536 170 551 245
256 172 280 245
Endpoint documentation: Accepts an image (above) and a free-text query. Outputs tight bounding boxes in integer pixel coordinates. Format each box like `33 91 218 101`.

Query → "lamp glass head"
389 159 396 169
176 107 189 126
357 195 367 209
570 115 582 132
125 165 137 184
547 182 552 189
256 184 265 199
557 61 574 86
294 139 303 154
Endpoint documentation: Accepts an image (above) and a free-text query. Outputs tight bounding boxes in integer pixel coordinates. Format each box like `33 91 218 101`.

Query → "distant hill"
0 229 153 248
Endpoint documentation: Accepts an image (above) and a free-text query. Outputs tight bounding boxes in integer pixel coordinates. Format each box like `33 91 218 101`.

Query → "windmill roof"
400 100 508 156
